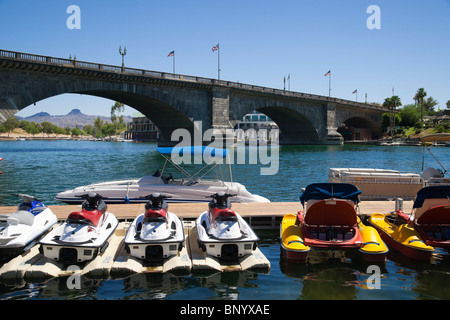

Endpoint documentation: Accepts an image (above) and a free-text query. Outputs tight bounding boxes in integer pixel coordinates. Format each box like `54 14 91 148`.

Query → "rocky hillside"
17 109 132 129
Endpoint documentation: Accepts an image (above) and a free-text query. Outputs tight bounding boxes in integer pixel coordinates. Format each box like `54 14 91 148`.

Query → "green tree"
24 122 41 136
383 96 402 136
83 124 93 136
414 88 427 123
41 121 54 136
101 123 116 138
111 101 125 136
94 117 104 138
3 117 20 137
422 97 438 115
399 104 420 127
71 127 81 136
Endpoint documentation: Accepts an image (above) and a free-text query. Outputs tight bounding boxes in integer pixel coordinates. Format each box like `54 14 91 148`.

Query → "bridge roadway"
0 49 387 145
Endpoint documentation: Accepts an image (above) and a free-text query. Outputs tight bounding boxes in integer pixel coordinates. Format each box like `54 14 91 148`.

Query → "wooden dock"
0 200 411 281
0 200 414 227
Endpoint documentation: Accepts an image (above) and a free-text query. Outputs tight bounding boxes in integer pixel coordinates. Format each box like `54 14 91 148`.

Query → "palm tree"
383 96 402 136
391 95 402 134
414 88 427 123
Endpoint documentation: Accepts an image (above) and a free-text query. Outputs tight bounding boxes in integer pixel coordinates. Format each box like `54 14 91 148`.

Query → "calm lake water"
0 140 449 301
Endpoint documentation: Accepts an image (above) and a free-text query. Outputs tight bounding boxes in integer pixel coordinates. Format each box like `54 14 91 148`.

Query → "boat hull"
195 212 259 261
368 213 434 260
55 178 269 205
39 213 119 264
123 212 185 262
0 207 58 261
280 214 310 262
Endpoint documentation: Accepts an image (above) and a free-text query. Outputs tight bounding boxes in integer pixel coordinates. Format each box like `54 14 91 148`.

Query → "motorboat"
328 168 423 200
329 133 450 201
55 146 269 204
284 183 388 263
196 192 260 260
39 192 119 264
369 185 450 260
0 194 57 261
123 193 185 262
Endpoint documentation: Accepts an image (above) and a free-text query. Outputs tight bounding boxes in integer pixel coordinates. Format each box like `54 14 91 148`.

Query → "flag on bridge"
352 89 357 94
168 50 174 57
324 70 331 77
212 43 219 52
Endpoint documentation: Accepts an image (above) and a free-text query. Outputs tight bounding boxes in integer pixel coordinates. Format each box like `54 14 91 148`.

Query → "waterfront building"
234 111 279 143
123 112 159 141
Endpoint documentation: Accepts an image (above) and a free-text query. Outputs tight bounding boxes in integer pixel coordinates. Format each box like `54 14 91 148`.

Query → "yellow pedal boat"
368 212 434 260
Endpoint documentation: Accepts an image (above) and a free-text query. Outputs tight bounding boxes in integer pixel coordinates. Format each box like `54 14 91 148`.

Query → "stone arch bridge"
0 49 386 145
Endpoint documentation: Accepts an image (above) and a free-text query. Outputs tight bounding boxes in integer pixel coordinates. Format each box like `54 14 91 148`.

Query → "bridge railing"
0 49 385 111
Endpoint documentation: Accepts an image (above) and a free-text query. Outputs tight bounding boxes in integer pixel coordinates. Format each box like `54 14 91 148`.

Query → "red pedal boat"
294 183 388 262
397 185 450 249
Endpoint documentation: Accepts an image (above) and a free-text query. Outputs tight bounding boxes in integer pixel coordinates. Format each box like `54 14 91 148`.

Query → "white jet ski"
39 192 118 264
0 194 57 261
124 193 185 262
196 192 260 260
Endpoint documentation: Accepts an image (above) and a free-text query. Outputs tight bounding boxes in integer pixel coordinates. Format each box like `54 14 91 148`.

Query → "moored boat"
281 183 388 263
39 192 119 264
123 193 185 262
195 192 260 261
328 133 450 200
55 146 269 205
0 194 58 261
395 185 450 250
368 212 434 260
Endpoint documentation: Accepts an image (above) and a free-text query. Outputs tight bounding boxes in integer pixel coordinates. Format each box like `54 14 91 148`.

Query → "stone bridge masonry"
0 49 386 146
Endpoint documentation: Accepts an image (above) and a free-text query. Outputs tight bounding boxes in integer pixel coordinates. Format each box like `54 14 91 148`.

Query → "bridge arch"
256 106 320 144
337 116 382 141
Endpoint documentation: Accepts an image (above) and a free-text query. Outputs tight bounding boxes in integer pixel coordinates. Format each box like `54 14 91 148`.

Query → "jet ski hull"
0 206 58 261
123 212 185 262
39 213 119 264
195 212 259 261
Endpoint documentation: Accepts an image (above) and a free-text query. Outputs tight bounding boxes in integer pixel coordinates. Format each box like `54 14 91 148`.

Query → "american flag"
212 43 219 52
352 89 357 94
324 70 331 77
168 51 174 57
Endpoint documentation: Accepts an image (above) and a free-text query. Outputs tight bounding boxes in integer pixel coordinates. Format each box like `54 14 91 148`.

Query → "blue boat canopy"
413 185 450 208
156 146 229 158
300 183 361 206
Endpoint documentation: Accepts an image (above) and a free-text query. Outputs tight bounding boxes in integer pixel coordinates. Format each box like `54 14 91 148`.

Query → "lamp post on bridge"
119 46 127 72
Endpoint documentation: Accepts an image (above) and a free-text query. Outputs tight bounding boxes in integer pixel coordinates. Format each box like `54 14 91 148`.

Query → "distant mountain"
17 109 133 129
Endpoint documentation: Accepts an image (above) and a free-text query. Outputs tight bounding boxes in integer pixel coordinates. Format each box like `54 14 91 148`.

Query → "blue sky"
1 0 449 117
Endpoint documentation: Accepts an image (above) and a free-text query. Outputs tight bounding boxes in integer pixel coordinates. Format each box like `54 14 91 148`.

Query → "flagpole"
218 42 220 80
329 71 331 97
173 51 175 74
